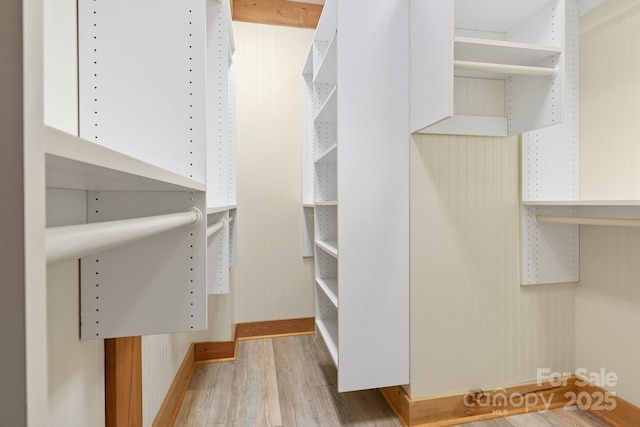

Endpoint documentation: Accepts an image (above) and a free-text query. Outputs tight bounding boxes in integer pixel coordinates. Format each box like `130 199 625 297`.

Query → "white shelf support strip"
207 219 225 238
454 60 559 78
46 207 203 266
535 215 640 227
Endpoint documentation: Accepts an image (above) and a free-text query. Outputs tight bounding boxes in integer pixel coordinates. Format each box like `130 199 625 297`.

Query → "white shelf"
315 143 337 164
316 318 338 366
315 240 338 258
314 32 338 85
315 86 337 123
314 0 336 43
303 45 313 76
455 37 561 66
45 126 206 192
207 205 237 214
303 203 315 209
316 278 338 308
315 200 337 206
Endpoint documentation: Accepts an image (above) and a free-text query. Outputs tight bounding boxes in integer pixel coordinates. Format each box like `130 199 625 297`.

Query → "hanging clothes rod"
535 215 640 227
207 219 225 238
454 60 559 78
46 208 202 266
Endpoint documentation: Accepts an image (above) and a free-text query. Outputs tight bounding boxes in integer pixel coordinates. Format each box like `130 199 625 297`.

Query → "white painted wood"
523 200 640 206
45 126 206 192
302 206 315 257
43 0 78 135
412 0 566 136
520 1 579 284
23 0 49 423
314 32 337 85
315 240 338 258
315 143 337 164
80 191 207 339
454 37 561 65
206 205 236 214
78 0 206 183
315 317 338 365
314 0 336 43
316 279 338 308
314 161 337 202
455 0 555 33
410 0 453 133
207 0 232 208
315 86 337 122
207 211 230 294
334 0 409 392
522 205 579 285
417 115 508 137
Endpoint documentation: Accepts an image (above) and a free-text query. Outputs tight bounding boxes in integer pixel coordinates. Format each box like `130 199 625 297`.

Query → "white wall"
409 133 576 398
577 0 640 407
232 22 315 323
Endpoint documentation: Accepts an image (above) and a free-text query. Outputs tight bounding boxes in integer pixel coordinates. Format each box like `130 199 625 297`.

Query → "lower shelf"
316 318 338 367
316 278 338 308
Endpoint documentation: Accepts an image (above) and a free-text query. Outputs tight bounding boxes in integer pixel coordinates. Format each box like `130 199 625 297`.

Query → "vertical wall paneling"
233 22 315 322
409 134 576 398
80 191 207 339
521 0 580 285
576 0 640 407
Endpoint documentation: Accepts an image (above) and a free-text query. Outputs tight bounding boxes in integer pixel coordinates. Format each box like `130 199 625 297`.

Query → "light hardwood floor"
175 335 611 427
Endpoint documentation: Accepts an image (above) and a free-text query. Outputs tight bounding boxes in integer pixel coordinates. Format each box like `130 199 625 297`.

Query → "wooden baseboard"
382 377 578 426
152 343 196 427
195 317 315 363
576 378 640 426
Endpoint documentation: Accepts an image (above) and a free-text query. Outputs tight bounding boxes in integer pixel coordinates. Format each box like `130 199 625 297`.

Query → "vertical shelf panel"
80 191 207 339
206 0 231 208
336 0 410 392
78 0 206 183
207 211 230 294
410 0 453 133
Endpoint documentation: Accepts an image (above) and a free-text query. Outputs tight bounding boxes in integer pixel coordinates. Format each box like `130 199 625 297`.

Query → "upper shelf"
314 32 337 85
315 143 337 164
315 86 337 123
455 37 561 66
45 126 206 192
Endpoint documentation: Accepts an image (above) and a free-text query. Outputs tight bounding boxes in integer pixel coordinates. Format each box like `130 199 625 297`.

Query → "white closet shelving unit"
518 0 639 286
301 0 409 392
44 0 235 338
206 0 237 294
411 0 566 136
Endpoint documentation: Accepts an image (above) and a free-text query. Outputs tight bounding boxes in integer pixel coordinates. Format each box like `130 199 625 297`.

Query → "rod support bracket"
184 207 203 227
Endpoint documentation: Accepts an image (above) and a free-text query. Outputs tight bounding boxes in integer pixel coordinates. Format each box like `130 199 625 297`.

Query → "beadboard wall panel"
232 22 315 323
409 134 576 398
577 0 640 407
48 262 105 427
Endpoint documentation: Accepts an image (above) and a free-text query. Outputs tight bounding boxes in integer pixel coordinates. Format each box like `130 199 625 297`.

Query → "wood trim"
105 337 143 427
236 317 315 340
194 317 315 363
576 378 640 426
152 344 197 427
232 0 322 29
382 377 578 426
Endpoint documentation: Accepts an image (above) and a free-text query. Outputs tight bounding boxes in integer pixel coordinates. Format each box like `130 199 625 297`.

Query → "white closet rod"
535 215 640 227
454 60 559 77
207 219 225 238
46 208 202 266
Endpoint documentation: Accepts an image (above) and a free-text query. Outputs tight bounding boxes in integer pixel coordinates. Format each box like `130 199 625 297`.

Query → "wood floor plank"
175 336 611 427
243 339 282 426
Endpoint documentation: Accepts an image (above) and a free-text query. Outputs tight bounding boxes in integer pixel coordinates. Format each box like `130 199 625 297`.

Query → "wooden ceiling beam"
232 0 322 29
